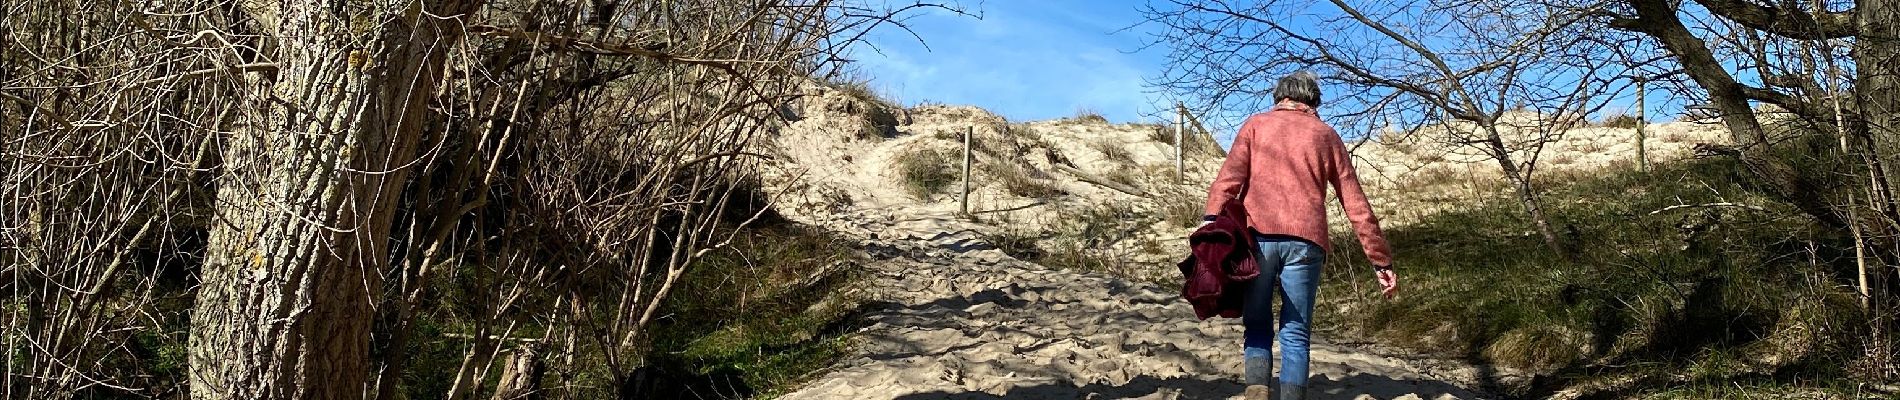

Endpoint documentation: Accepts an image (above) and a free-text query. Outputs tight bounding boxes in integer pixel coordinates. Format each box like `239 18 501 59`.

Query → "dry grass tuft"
1484 325 1587 372
1593 113 1643 129
1145 124 1174 143
1159 186 1207 229
830 77 901 140
1091 137 1136 167
1070 107 1109 124
894 148 958 199
1103 166 1141 188
982 162 1063 199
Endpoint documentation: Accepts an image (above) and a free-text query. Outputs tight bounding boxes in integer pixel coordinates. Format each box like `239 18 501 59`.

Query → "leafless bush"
1144 0 1623 257
982 162 1063 198
1091 137 1137 167
2 0 961 398
1593 113 1644 129
1070 107 1109 124
2 1 238 397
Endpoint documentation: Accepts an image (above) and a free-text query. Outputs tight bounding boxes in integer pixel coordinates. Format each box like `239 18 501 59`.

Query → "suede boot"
1243 385 1271 400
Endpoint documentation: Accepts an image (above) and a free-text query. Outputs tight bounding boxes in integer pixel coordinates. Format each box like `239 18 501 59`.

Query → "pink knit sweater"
1203 101 1393 267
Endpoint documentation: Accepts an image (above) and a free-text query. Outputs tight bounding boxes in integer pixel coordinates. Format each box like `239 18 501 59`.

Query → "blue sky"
848 1 1172 124
846 1 1686 143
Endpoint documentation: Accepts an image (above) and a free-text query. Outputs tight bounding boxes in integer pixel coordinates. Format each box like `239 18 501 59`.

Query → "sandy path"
778 212 1496 400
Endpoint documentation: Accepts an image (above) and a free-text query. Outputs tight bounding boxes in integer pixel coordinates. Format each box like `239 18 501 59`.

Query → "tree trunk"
188 1 475 399
490 345 544 400
1856 0 1900 368
1507 171 1566 256
1618 0 1851 230
1483 128 1567 256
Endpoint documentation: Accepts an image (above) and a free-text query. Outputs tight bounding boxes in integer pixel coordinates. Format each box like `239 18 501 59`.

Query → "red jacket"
1204 101 1392 267
1178 197 1260 320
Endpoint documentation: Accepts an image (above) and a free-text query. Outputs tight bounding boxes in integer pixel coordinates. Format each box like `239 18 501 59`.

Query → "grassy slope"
1323 159 1872 398
642 220 868 399
391 217 865 400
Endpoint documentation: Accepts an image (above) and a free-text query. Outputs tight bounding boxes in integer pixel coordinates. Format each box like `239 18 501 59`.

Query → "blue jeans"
1243 236 1324 387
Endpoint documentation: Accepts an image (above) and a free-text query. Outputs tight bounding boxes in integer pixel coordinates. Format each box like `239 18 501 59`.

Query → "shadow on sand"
889 371 1484 400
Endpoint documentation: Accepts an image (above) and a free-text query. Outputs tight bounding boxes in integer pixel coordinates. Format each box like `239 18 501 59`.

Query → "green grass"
1629 377 1864 399
392 216 866 399
646 221 866 398
1322 158 1874 397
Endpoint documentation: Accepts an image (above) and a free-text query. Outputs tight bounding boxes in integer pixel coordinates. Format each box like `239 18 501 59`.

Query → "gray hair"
1274 71 1322 108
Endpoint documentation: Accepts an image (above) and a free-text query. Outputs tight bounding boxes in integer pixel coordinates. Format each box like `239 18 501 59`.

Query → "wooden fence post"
1636 76 1648 173
961 126 972 215
1175 103 1186 184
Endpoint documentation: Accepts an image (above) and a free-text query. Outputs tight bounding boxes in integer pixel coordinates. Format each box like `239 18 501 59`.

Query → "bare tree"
1144 0 1625 256
181 0 484 398
2 1 240 397
4 0 956 398
1603 0 1898 375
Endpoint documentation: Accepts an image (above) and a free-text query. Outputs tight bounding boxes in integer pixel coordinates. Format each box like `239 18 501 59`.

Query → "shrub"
1595 113 1643 129
895 148 958 199
931 129 962 141
1146 124 1175 144
1028 202 1164 280
1145 122 1224 159
832 75 891 106
856 117 896 140
983 162 1063 199
1070 107 1109 124
647 221 865 397
1322 158 1872 396
989 123 1060 160
1000 123 1037 141
1090 137 1136 166
1160 187 1206 229
1103 167 1141 188
984 228 1048 262
846 101 899 141
832 76 900 140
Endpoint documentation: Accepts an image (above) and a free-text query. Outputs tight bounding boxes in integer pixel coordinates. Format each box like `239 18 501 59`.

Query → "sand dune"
776 210 1498 400
755 85 1704 399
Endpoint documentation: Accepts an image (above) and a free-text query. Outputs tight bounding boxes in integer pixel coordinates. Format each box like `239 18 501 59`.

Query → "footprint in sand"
779 217 1500 400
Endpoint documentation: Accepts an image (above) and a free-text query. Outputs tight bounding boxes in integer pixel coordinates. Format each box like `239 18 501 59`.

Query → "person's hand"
1375 266 1398 299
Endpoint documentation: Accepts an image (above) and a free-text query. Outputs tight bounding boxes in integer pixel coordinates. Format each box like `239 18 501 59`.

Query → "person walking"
1200 71 1398 400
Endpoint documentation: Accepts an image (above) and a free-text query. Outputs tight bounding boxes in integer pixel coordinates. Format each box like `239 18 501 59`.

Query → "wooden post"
1174 102 1186 184
1636 76 1648 173
961 126 972 216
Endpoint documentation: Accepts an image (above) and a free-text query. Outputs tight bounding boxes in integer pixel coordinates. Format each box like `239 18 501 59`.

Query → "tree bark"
490 345 544 400
1859 1 1900 223
188 1 476 399
1856 0 1900 365
1615 0 1851 230
1482 127 1567 256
